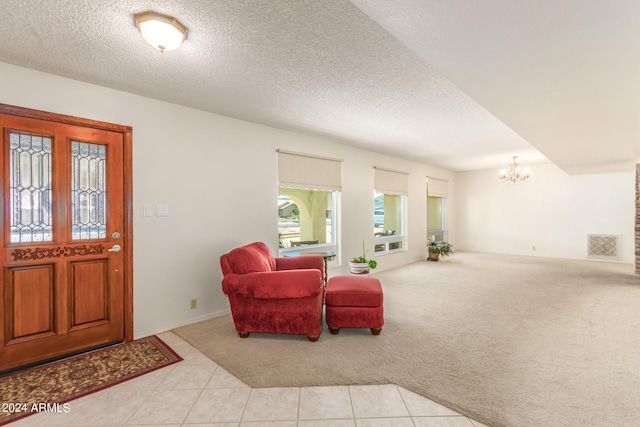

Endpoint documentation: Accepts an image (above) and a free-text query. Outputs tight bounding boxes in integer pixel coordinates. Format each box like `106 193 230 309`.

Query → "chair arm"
222 269 323 299
276 255 324 271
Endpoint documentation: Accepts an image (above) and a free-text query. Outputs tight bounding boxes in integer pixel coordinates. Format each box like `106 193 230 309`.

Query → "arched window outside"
278 188 338 254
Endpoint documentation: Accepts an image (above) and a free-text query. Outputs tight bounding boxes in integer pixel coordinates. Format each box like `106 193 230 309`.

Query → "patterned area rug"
0 336 182 426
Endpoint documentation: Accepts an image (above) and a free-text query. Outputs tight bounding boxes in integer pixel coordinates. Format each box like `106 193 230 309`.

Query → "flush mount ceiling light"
499 156 531 183
134 11 187 52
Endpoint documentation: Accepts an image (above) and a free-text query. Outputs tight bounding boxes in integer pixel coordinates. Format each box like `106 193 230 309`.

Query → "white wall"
0 62 455 338
456 162 635 263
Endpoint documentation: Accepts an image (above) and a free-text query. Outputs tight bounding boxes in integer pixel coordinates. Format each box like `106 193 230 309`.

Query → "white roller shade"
374 167 409 195
427 177 448 198
277 150 343 191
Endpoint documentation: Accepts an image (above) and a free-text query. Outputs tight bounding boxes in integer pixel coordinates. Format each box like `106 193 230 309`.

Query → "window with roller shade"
427 177 448 242
374 167 408 255
277 150 342 256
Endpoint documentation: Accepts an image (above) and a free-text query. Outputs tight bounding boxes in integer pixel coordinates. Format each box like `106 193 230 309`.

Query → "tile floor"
11 332 489 427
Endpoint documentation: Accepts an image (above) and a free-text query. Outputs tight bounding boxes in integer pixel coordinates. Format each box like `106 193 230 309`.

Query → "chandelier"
499 156 530 183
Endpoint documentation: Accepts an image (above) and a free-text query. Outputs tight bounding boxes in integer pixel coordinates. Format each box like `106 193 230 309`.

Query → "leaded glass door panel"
0 111 127 372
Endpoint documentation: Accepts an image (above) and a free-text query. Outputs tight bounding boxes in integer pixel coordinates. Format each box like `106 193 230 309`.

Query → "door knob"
108 245 122 253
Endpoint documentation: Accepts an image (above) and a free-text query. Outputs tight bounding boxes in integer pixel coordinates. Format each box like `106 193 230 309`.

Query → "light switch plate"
156 204 169 216
143 204 152 217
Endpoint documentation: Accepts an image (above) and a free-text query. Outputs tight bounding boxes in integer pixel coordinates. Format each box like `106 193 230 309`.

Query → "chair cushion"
227 244 274 274
325 276 383 307
248 242 277 271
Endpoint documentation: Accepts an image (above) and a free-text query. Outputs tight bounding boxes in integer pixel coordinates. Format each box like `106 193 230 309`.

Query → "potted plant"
427 240 453 261
349 241 378 274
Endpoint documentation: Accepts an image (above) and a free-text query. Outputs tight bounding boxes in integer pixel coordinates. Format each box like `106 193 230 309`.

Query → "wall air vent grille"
587 234 620 260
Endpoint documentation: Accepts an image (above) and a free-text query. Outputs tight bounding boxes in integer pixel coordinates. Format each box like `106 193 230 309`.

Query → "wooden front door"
0 105 133 372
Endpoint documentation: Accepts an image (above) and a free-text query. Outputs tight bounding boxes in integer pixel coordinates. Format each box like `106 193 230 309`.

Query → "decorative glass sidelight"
9 132 53 243
71 141 107 240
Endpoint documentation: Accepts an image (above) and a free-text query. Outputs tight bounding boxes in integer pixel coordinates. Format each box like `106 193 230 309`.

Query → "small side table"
283 251 336 287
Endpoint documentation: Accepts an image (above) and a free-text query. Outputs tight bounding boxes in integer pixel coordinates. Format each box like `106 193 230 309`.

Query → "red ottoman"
325 275 384 335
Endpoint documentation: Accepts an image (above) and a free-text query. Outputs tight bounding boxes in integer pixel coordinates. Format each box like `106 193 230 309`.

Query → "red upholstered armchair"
220 242 325 342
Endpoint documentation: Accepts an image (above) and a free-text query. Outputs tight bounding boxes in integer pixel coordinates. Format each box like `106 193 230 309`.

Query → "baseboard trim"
134 309 231 340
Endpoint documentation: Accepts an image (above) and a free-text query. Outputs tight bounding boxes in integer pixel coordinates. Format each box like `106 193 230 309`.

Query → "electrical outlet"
190 298 197 309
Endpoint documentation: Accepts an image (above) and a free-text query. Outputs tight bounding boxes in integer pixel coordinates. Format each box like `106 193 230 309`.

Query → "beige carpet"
173 252 640 427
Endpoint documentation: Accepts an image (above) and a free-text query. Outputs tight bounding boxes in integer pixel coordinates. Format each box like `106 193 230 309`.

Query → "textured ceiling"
0 1 636 173
351 0 640 174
